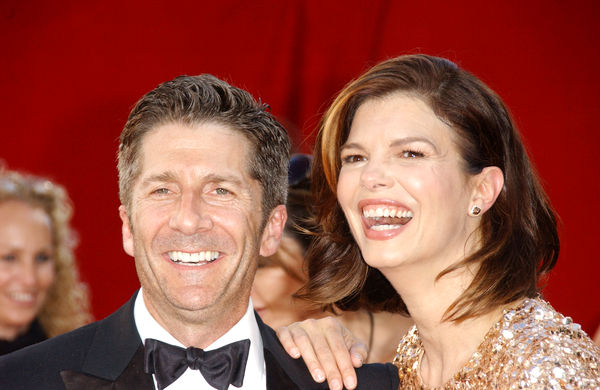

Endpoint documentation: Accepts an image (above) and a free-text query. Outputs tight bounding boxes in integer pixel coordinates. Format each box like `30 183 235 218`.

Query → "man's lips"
167 250 220 265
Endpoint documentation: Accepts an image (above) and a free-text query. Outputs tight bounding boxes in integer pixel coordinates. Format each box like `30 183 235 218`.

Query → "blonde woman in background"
0 168 91 355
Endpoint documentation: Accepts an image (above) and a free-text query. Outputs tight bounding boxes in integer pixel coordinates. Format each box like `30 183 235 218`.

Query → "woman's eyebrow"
339 142 366 153
390 137 438 153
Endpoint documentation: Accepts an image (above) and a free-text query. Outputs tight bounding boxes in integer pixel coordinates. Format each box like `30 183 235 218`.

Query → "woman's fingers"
319 317 360 389
276 325 301 358
276 317 365 390
277 320 328 384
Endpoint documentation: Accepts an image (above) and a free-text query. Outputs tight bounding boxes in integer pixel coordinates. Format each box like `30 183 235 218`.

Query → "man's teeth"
168 251 219 264
10 292 35 302
362 207 413 219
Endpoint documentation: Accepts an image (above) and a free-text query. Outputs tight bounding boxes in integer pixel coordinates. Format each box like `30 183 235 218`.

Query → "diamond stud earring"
470 205 482 216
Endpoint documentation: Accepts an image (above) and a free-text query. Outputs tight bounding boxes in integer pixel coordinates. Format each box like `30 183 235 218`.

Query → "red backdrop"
2 0 599 335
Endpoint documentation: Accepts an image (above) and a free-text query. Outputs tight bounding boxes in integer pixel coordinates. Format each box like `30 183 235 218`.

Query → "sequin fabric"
393 298 600 389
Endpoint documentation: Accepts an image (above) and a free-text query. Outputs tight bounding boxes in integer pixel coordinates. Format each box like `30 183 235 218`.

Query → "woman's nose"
16 259 38 288
360 161 394 190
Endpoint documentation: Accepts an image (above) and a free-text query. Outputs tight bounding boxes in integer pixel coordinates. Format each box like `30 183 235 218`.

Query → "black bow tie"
143 338 251 390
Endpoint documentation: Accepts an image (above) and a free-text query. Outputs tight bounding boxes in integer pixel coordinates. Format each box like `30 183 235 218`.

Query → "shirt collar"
134 288 265 386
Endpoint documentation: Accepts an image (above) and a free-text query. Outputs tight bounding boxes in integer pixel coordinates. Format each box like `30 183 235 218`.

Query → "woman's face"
251 234 316 329
337 94 478 273
0 200 55 336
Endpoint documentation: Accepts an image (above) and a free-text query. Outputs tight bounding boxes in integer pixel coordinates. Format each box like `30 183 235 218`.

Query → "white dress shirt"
134 289 267 390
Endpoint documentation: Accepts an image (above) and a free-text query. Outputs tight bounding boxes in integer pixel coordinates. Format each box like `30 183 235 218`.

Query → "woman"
0 169 92 355
252 154 412 363
279 55 600 388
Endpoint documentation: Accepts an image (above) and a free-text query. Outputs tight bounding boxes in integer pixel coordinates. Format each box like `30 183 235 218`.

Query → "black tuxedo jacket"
0 292 399 389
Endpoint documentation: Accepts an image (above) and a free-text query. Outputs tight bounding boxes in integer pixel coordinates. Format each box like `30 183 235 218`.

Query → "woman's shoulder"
392 299 600 388
496 297 600 386
509 298 598 349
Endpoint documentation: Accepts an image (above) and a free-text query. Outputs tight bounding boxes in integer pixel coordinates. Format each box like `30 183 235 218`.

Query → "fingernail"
330 379 342 390
345 376 357 389
290 347 300 358
352 352 363 363
314 369 325 382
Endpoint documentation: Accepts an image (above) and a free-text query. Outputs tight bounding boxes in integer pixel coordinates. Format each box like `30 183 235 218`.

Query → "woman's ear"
469 166 504 216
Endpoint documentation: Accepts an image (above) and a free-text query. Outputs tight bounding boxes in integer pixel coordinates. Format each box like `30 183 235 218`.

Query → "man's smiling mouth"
167 250 219 265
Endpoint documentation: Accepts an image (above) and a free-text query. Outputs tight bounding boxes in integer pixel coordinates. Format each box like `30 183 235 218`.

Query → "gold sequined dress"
393 298 600 389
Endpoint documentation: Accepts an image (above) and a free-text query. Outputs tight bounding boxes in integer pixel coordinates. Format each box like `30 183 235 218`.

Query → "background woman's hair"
0 168 92 336
299 54 559 321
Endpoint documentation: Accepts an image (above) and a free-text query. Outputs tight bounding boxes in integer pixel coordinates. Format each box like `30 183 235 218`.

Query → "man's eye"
341 155 366 164
402 150 425 158
152 188 170 195
215 188 231 195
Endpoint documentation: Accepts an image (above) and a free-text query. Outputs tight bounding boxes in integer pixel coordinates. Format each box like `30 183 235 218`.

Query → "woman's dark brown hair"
300 54 559 321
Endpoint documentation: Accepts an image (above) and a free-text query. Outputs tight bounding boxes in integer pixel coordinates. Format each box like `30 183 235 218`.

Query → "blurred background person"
0 168 92 355
252 154 412 363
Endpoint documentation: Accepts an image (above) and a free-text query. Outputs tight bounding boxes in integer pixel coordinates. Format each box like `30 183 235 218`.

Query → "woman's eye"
402 150 425 158
341 154 366 164
35 253 52 263
1 254 16 262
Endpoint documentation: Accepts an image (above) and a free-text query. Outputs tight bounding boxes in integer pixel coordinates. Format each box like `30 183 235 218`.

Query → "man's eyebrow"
140 172 245 187
141 171 177 186
203 173 244 187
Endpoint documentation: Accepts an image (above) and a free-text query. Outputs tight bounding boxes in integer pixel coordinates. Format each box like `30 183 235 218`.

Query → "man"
0 75 399 389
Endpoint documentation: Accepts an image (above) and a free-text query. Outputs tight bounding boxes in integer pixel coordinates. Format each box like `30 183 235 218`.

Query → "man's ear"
119 205 135 257
259 205 287 257
470 166 504 215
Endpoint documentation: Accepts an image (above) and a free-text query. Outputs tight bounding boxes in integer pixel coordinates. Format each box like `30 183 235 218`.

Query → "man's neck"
136 289 249 348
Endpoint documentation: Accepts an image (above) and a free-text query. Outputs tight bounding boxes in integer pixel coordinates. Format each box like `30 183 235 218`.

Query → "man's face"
119 122 285 329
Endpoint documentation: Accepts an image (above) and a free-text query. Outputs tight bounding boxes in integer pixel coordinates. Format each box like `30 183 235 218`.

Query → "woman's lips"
357 199 413 240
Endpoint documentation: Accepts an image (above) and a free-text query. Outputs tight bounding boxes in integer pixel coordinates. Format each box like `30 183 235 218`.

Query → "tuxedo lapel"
61 291 154 389
81 292 143 379
263 348 299 390
256 312 328 390
60 345 154 390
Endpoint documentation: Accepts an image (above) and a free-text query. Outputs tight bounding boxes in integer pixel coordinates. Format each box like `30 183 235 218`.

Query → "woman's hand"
276 316 368 390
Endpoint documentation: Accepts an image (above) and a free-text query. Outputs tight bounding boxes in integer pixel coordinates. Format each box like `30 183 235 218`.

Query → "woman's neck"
0 322 31 341
383 262 507 387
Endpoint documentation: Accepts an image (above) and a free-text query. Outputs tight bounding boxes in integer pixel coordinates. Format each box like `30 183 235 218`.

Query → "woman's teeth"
362 207 413 218
9 292 35 302
168 251 219 264
362 206 413 230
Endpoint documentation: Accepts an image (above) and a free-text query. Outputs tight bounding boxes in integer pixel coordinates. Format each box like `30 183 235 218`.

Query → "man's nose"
169 192 213 234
